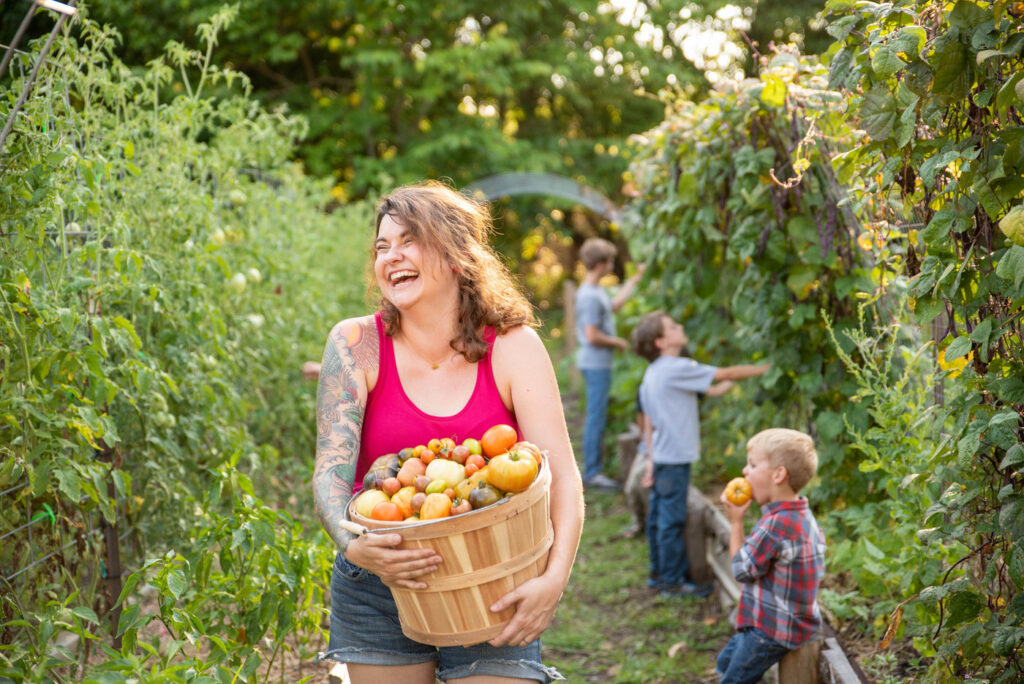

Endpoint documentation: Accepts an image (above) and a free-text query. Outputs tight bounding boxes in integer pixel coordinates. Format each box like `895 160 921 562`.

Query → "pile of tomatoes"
351 424 543 522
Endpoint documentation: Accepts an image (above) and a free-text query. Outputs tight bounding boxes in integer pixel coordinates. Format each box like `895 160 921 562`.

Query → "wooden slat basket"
348 456 553 647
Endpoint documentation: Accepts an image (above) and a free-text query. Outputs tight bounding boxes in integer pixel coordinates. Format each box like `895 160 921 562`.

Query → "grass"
543 489 733 683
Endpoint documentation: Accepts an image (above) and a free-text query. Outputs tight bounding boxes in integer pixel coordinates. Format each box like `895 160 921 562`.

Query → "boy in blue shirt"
575 237 644 490
633 311 769 597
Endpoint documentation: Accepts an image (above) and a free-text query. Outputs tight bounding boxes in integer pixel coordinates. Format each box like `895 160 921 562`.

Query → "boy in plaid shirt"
717 428 826 684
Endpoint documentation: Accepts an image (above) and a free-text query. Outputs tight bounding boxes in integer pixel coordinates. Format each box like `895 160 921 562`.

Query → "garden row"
1 9 370 681
621 1 1024 680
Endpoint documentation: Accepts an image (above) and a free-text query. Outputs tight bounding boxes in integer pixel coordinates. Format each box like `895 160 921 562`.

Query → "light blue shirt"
575 283 615 370
639 356 717 465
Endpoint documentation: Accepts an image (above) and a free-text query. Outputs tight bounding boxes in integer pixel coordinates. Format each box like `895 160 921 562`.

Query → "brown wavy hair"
373 180 537 362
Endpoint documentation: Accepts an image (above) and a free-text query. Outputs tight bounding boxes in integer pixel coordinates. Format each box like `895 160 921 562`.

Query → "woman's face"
374 214 454 310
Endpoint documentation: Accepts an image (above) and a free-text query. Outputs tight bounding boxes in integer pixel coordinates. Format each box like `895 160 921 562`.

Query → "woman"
314 181 584 683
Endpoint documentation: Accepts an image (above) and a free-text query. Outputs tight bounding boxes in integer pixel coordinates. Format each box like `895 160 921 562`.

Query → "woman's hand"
486 572 564 647
345 532 442 589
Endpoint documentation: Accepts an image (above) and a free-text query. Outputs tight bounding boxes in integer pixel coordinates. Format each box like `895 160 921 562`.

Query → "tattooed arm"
314 316 442 587
313 317 373 554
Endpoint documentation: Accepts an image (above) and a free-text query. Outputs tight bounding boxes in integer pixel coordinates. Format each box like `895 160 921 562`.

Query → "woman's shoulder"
493 323 542 346
329 314 378 345
326 314 381 371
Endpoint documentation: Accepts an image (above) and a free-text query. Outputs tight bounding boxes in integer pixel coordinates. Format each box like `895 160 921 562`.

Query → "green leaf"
945 589 986 628
858 86 898 140
920 149 962 187
930 32 973 102
891 26 927 60
995 245 1024 289
922 209 955 242
992 626 1024 655
969 317 993 344
1001 444 1024 469
944 335 972 360
166 569 188 599
904 61 933 97
71 606 100 625
872 46 906 78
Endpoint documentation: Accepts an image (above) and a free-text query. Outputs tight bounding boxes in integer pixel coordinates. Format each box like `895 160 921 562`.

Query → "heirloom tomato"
468 482 501 509
420 493 452 520
391 486 416 518
353 489 389 518
724 477 752 505
481 424 518 457
487 451 538 493
370 501 404 521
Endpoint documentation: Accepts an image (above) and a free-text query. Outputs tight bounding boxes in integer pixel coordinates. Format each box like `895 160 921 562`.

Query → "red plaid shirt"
732 497 826 649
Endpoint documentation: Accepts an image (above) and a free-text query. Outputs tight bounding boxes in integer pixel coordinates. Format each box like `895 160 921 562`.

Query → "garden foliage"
626 0 1024 679
1 8 369 681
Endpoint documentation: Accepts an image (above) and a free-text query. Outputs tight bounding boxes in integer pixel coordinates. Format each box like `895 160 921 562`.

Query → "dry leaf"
880 605 904 649
668 641 689 658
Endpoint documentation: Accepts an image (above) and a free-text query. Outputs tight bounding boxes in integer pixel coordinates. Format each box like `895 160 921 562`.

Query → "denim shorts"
319 553 563 682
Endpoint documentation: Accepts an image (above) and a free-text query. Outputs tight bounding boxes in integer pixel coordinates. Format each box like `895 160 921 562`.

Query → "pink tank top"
355 312 520 492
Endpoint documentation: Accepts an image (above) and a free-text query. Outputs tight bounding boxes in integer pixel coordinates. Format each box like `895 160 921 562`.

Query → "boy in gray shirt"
633 311 769 597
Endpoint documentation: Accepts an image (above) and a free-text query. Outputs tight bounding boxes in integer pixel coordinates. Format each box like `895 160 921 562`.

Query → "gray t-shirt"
639 356 717 465
575 283 615 370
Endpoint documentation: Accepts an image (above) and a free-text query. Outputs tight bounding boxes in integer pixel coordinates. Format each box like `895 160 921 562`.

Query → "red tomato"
370 501 404 521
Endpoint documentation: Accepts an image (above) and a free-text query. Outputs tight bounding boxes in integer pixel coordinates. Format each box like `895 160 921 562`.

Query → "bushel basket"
348 456 552 647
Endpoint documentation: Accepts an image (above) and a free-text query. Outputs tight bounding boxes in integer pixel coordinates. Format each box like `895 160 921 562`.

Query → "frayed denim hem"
316 646 436 668
438 658 564 683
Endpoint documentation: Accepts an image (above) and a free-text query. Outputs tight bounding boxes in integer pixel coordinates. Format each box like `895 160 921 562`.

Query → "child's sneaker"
646 574 663 589
659 582 713 599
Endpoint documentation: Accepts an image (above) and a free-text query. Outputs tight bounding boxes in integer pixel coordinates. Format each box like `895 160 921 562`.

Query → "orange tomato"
419 492 452 520
481 424 518 457
465 454 486 471
464 463 480 477
724 477 752 505
370 501 404 521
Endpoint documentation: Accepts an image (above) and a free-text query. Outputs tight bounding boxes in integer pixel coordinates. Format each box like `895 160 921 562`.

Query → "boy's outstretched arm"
704 380 736 397
714 363 770 382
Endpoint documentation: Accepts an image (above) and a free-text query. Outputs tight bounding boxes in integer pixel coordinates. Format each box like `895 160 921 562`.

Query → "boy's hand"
720 489 752 524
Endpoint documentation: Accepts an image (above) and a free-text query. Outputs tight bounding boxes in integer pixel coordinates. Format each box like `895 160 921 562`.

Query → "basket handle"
339 518 369 537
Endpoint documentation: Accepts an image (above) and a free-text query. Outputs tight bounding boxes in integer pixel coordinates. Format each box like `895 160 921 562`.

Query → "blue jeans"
716 628 790 684
581 367 612 480
649 463 691 586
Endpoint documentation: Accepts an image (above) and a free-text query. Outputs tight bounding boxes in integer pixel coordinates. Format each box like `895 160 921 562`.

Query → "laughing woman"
314 181 584 683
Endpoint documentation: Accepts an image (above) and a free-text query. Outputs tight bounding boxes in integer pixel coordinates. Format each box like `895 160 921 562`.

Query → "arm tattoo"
313 318 378 553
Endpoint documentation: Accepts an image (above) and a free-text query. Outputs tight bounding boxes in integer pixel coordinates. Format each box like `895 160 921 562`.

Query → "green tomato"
228 273 247 293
